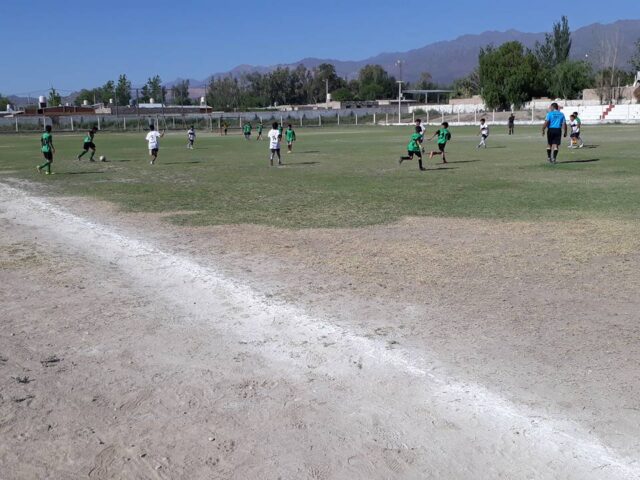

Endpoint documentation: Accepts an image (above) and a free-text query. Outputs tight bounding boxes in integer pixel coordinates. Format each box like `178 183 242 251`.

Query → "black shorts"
42 151 53 161
570 132 580 139
438 143 446 152
83 142 96 150
481 134 488 139
150 148 159 155
547 128 562 146
407 150 422 159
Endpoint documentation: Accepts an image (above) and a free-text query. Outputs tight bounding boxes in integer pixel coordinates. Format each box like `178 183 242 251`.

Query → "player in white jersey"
477 118 489 148
145 125 165 165
570 111 584 148
268 122 282 166
568 114 582 148
187 126 196 149
415 118 426 152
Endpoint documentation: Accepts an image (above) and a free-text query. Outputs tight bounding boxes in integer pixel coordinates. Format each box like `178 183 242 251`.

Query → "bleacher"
568 105 640 123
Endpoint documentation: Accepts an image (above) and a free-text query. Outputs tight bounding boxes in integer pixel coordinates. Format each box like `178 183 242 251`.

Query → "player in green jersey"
77 127 98 161
256 122 264 141
399 126 426 171
37 125 55 175
428 122 451 164
285 124 296 153
243 122 252 140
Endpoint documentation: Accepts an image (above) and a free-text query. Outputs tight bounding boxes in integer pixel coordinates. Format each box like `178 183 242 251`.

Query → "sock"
418 159 424 169
546 148 552 159
78 151 86 158
553 150 559 160
38 161 51 173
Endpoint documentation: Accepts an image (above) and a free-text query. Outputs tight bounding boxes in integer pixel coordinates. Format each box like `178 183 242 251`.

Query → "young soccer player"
542 103 567 164
37 125 55 175
268 122 282 166
508 113 515 135
428 122 451 164
568 115 578 148
223 121 228 136
399 125 426 171
187 126 196 149
77 127 98 161
572 111 584 148
243 122 252 140
477 118 489 149
278 123 284 138
256 121 264 140
415 118 426 152
145 125 165 165
285 124 296 153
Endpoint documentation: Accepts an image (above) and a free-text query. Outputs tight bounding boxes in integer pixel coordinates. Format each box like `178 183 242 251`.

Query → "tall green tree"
357 64 395 100
310 63 345 103
170 79 192 105
479 42 543 109
48 88 62 106
140 75 166 103
0 93 9 110
115 74 132 106
535 15 572 69
547 61 593 99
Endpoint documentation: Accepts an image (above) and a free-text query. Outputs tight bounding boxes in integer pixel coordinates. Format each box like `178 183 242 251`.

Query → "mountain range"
180 19 640 88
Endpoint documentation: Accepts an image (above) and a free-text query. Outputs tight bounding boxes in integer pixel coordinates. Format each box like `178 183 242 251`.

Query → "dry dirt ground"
1 180 639 479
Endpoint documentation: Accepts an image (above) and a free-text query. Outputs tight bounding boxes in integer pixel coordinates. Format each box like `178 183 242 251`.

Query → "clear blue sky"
1 0 639 96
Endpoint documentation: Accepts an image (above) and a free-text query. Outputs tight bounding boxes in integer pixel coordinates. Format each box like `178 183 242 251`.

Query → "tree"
310 63 345 103
171 79 192 105
451 69 480 98
535 16 572 70
547 61 593 99
100 80 115 105
479 42 544 109
140 75 166 103
48 88 62 106
357 64 395 100
0 93 9 110
115 74 131 106
332 87 355 102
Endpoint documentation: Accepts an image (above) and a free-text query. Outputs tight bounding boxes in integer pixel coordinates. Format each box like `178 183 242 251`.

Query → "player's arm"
563 120 568 137
542 120 549 136
51 140 55 153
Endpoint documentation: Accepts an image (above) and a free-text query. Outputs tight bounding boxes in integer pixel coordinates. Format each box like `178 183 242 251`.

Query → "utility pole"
397 81 403 124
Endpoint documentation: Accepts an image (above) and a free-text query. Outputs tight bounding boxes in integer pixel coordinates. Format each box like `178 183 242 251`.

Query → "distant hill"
184 19 640 87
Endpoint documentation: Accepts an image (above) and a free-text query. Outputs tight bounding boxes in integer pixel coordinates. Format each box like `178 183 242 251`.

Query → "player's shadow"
282 161 320 167
299 150 321 154
487 146 506 149
429 166 458 171
62 171 106 175
163 161 202 165
582 145 599 149
445 159 480 164
558 158 600 164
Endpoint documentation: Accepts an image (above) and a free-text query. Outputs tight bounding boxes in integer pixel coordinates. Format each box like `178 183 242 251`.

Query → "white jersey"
268 129 281 149
571 120 580 134
146 131 162 149
480 123 489 136
187 128 195 140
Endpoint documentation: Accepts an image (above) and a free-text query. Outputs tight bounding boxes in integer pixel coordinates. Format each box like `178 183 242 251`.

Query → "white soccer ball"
99 155 106 162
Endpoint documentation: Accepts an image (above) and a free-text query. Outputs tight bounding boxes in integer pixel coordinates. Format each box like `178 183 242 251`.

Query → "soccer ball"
99 155 107 162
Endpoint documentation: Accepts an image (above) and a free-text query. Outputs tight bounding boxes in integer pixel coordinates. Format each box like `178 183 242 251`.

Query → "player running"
243 122 252 140
187 126 196 149
542 103 567 164
399 125 426 171
145 125 165 165
256 121 264 141
285 124 296 153
508 113 515 135
428 122 451 164
77 127 98 162
37 125 55 175
477 118 489 149
268 122 282 166
415 118 426 152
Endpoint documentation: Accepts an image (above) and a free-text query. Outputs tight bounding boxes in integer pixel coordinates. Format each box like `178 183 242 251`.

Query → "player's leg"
89 144 96 161
276 148 282 165
440 144 447 163
270 149 275 166
417 152 425 171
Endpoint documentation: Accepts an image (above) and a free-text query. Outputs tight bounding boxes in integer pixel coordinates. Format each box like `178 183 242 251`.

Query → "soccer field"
2 125 640 479
1 124 638 228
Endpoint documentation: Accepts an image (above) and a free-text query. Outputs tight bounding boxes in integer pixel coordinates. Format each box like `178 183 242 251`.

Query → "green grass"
0 125 638 228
